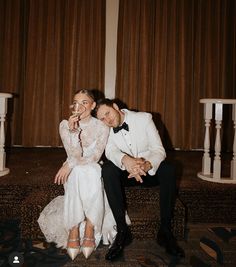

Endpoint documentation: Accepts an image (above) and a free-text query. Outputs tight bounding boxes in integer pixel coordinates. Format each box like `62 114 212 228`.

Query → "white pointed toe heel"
81 237 95 259
81 246 94 259
67 238 80 260
67 247 80 260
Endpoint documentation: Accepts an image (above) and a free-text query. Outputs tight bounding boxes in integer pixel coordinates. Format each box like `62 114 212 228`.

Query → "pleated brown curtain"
0 0 24 146
0 0 105 146
116 0 236 150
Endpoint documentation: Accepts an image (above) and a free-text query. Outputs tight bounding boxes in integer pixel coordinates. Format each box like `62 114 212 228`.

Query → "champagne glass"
70 102 86 132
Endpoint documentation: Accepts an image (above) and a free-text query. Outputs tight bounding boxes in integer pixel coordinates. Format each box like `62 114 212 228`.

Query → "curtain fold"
1 0 235 149
116 0 236 150
0 0 105 146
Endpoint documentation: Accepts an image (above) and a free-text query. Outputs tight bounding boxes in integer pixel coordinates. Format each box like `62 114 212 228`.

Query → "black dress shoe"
105 227 132 261
157 230 185 258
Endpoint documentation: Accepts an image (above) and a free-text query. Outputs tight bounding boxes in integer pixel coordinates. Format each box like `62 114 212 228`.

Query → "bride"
38 89 127 260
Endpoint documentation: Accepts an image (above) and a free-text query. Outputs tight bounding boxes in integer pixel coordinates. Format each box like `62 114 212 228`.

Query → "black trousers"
102 160 176 233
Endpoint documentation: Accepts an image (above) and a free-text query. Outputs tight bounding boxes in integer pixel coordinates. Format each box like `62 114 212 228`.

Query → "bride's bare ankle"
82 236 95 247
82 220 95 247
68 226 80 248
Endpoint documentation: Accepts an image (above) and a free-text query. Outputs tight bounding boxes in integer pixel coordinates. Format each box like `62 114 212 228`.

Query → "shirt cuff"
148 167 156 176
119 154 126 170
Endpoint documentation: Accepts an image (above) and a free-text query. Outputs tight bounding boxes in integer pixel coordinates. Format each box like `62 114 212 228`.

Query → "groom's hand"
121 155 143 173
128 165 146 183
128 172 144 183
121 156 145 183
140 160 152 173
127 159 152 182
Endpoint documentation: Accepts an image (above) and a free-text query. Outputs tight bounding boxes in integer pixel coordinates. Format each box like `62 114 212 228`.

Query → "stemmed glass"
70 102 86 156
70 102 86 132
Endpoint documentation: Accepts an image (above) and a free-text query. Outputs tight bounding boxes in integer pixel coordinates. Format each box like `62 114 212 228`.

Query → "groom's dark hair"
94 98 115 117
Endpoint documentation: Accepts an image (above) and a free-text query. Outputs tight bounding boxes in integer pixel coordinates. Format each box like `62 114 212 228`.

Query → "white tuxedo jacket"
105 109 166 175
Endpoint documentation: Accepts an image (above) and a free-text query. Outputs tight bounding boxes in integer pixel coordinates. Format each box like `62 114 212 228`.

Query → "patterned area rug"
1 220 236 267
0 220 179 267
63 248 169 267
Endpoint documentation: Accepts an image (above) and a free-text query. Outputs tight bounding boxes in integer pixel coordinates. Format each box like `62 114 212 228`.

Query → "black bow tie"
113 122 129 134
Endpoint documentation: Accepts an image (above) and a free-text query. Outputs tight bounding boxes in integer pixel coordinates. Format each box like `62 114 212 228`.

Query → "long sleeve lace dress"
38 117 125 249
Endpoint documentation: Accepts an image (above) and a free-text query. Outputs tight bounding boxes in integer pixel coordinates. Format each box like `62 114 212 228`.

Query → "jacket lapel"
126 111 138 157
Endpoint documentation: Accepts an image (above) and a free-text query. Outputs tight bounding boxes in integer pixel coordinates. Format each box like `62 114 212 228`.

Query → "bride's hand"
68 114 79 131
54 163 71 185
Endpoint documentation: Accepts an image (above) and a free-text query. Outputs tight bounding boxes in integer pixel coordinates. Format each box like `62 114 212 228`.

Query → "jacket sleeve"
143 113 166 175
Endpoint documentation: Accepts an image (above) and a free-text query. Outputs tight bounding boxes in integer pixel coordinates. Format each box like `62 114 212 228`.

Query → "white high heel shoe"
81 237 95 259
67 238 80 260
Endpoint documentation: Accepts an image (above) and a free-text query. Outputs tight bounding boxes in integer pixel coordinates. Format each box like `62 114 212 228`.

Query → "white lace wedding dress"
38 117 130 249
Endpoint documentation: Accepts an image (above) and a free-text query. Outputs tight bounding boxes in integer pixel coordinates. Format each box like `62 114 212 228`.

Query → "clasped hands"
121 155 152 183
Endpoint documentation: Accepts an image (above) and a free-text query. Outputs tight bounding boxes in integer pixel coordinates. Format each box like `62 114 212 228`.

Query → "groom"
95 98 185 261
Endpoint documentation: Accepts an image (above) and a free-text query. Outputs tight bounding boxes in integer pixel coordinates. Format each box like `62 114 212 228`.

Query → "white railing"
0 93 13 177
198 98 236 184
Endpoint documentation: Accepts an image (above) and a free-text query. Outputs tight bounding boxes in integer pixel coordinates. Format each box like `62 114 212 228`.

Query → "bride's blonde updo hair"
74 89 95 102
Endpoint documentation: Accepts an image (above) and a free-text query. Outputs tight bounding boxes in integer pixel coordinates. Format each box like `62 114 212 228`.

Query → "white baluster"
231 104 236 179
0 93 12 177
199 99 236 184
213 103 222 180
202 103 212 175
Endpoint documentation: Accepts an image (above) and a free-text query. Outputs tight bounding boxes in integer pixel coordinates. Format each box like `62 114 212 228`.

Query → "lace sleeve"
59 120 109 169
78 121 109 164
59 120 83 169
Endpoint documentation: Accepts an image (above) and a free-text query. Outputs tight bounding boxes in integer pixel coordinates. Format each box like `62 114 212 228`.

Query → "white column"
231 104 236 179
213 103 222 180
202 103 212 175
0 93 12 176
104 0 119 99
